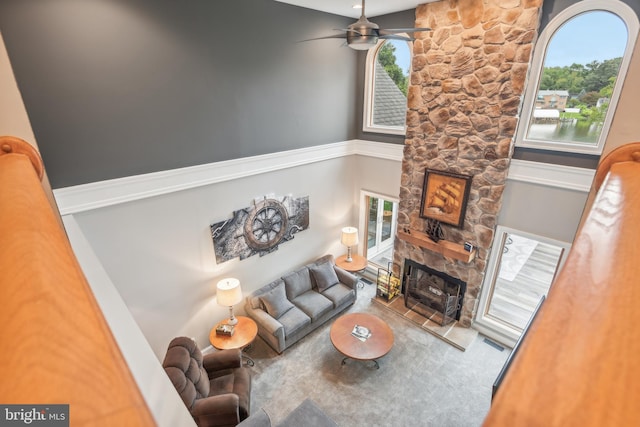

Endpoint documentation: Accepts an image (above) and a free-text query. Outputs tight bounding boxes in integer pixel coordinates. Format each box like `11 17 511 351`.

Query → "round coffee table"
330 313 394 369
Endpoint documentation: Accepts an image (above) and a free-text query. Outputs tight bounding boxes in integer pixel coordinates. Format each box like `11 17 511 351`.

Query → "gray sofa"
245 254 358 353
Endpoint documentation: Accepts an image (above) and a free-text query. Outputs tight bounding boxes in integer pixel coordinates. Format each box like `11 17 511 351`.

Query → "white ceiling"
274 0 437 19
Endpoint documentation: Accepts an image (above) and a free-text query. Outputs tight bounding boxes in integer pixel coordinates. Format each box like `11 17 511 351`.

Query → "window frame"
362 37 412 136
515 0 639 155
473 226 571 347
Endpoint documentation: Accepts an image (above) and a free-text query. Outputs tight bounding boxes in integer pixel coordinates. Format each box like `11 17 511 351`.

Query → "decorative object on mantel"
420 169 472 228
397 229 476 263
340 227 359 262
425 218 444 243
216 278 243 326
210 194 309 264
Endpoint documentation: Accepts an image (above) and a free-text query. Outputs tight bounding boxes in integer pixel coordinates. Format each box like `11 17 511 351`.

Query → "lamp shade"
341 227 359 247
216 278 242 307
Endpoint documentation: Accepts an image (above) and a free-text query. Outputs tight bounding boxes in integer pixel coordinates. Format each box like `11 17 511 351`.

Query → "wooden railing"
0 137 155 426
484 142 640 426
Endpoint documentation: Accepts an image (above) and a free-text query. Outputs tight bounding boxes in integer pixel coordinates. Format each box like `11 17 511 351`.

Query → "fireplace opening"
403 259 467 326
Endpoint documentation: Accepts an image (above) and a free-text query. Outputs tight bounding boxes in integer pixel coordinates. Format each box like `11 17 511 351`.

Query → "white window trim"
473 226 571 348
362 37 411 136
515 0 639 155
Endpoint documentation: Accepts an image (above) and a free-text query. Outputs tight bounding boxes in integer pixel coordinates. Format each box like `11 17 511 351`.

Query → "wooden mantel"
397 229 476 263
484 142 640 426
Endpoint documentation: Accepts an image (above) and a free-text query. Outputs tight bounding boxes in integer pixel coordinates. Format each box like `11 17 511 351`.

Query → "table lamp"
341 227 359 262
217 278 242 325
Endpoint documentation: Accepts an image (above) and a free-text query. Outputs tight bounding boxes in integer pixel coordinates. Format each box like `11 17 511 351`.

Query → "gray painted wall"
0 0 360 187
5 0 630 189
540 0 640 29
498 180 588 243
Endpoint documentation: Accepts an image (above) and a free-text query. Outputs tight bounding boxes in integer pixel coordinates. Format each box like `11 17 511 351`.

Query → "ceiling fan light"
346 31 378 50
348 40 377 50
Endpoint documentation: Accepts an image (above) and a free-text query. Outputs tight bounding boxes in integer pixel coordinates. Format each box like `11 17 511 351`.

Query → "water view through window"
526 11 628 146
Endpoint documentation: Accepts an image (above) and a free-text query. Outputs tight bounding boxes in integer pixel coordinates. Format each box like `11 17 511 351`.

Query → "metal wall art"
210 195 309 264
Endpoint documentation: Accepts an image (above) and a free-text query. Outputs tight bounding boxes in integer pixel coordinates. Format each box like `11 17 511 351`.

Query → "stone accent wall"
395 0 542 327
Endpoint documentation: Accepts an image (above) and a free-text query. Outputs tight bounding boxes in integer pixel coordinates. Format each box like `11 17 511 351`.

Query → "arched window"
515 0 639 155
363 38 411 135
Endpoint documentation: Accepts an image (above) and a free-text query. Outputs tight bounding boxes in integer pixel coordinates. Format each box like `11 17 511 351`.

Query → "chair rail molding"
507 159 595 192
53 140 404 215
53 142 592 215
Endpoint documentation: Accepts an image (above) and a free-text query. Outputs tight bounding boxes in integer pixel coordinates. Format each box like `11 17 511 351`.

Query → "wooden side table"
336 254 368 288
209 316 258 366
335 254 368 272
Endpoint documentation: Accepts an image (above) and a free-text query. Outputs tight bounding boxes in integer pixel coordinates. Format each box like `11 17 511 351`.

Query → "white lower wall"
59 140 594 364
63 216 195 426
499 160 595 243
70 156 356 359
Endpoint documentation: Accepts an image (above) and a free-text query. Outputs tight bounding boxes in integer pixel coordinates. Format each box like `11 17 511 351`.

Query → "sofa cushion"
321 283 356 308
278 306 311 337
309 262 340 292
260 281 295 319
292 291 334 322
283 268 313 300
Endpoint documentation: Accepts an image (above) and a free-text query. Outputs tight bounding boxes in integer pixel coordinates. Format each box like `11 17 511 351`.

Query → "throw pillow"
310 262 340 293
282 268 313 299
260 281 295 319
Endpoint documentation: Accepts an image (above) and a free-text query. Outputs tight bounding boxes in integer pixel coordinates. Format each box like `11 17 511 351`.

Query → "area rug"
245 283 508 427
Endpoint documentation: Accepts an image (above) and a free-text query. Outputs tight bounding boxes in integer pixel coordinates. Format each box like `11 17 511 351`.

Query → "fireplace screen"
403 259 466 326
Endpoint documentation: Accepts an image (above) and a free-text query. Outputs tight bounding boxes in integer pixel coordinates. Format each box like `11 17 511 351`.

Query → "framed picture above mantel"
419 169 472 228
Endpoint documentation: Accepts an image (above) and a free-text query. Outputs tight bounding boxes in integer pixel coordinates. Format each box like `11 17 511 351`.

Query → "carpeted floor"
245 281 509 427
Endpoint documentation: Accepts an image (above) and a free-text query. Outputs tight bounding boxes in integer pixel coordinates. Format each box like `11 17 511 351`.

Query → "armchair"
163 337 251 427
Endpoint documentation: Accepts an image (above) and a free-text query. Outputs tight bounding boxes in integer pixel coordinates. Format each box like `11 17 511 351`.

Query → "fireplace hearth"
403 259 467 326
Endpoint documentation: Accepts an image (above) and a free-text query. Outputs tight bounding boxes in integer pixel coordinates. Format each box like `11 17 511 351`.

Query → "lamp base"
346 246 353 262
227 307 238 325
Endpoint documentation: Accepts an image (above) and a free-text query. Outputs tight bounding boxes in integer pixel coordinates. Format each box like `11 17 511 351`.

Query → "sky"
388 39 411 75
389 10 628 73
544 11 628 67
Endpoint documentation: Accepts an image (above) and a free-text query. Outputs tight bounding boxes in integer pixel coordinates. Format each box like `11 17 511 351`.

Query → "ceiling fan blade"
334 28 364 36
379 27 431 34
379 34 415 42
298 34 348 43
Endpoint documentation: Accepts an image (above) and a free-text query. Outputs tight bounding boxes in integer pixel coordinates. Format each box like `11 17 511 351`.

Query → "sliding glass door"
474 226 570 347
364 195 397 267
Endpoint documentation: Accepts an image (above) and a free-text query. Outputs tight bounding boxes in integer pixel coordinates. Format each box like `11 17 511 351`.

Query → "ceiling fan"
306 0 431 50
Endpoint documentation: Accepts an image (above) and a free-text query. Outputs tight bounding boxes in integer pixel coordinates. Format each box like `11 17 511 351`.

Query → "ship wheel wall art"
210 195 309 264
419 169 472 228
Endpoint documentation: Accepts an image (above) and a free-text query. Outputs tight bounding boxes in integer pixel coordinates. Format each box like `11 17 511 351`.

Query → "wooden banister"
484 142 640 426
0 137 155 425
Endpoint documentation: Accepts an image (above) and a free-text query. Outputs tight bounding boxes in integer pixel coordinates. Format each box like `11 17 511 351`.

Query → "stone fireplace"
394 0 542 327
